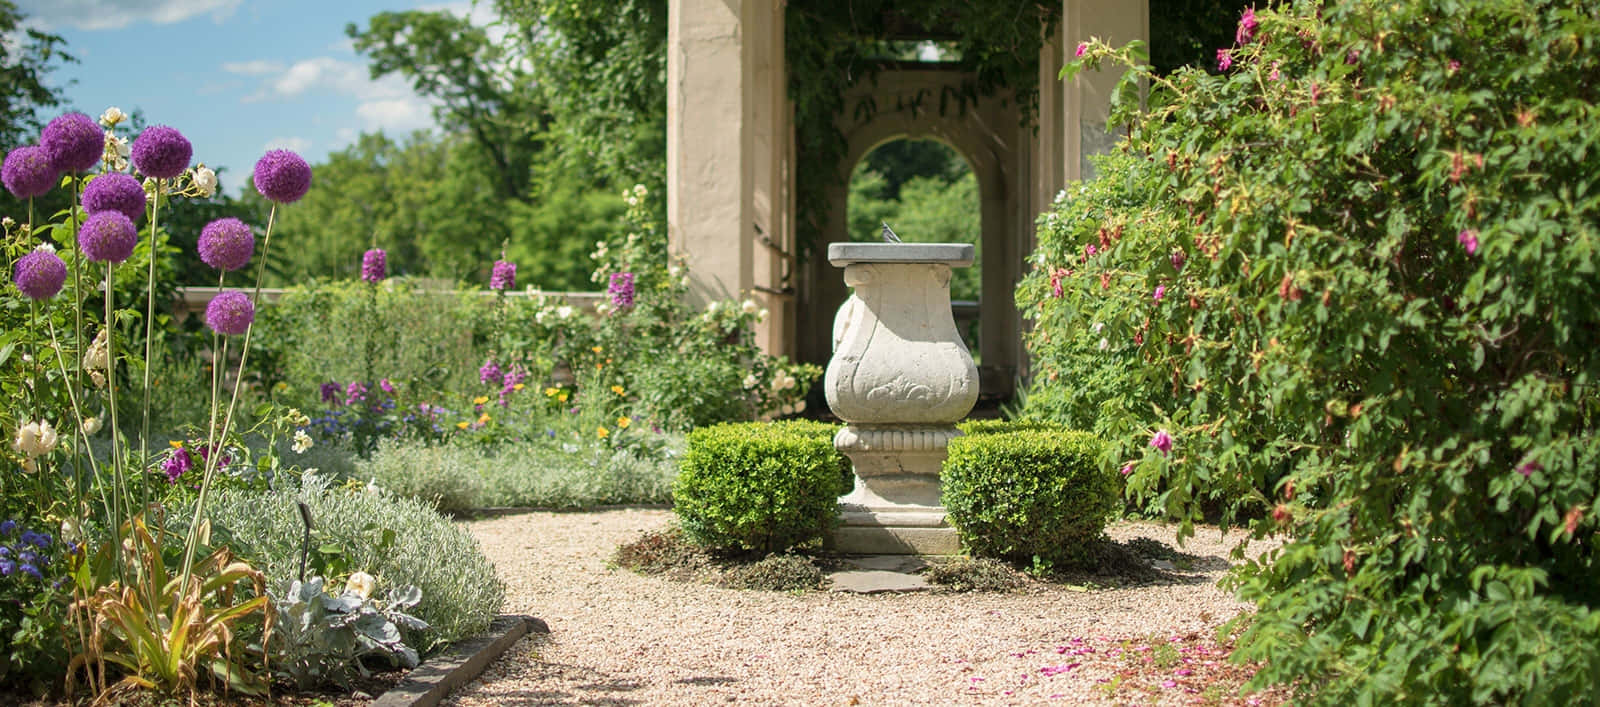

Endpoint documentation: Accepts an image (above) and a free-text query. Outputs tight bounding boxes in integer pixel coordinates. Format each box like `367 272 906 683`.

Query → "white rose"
595 302 611 315
556 305 574 319
743 374 759 389
36 421 56 453
345 571 376 599
13 422 39 454
99 106 126 127
292 429 313 454
757 308 769 322
81 416 102 435
741 299 758 315
192 166 217 198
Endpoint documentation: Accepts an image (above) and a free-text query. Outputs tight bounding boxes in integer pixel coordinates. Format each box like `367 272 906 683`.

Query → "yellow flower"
168 440 184 448
513 383 526 391
456 421 470 430
591 346 604 354
473 395 489 405
274 381 289 392
558 392 570 403
616 417 631 429
611 385 625 396
596 426 610 439
477 413 491 424
545 387 558 397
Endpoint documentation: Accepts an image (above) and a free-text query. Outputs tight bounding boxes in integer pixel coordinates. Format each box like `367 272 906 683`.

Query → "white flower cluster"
770 369 798 392
344 570 376 599
292 429 314 454
83 328 110 387
13 420 59 464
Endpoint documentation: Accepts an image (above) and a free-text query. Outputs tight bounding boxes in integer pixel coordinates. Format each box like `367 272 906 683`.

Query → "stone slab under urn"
824 242 977 555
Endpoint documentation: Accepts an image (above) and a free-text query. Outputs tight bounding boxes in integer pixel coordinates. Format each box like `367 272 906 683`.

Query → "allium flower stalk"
130 125 192 179
253 149 312 203
41 112 103 172
13 247 66 300
490 259 516 291
204 290 254 336
361 249 387 283
78 211 138 264
197 218 255 271
2 146 57 199
82 173 147 223
608 272 635 309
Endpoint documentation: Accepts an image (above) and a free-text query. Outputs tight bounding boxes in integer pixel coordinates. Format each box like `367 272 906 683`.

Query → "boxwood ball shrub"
673 421 849 554
942 425 1115 569
1040 0 1600 702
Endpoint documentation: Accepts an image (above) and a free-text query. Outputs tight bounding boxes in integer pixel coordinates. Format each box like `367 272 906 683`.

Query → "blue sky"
17 0 495 195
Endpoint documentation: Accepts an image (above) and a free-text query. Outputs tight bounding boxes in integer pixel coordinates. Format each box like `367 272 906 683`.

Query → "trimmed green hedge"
942 425 1117 569
672 421 848 554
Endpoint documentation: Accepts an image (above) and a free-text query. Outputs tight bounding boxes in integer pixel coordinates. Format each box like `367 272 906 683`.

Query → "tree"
0 0 72 150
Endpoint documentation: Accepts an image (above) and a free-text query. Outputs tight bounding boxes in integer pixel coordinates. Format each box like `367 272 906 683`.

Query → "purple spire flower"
197 217 255 271
81 173 147 223
320 382 341 404
490 259 516 290
13 248 66 300
479 358 501 385
253 149 312 203
2 146 58 199
345 381 368 406
130 125 192 179
204 290 254 336
40 112 102 172
1236 6 1259 45
78 211 138 264
361 249 387 283
1149 429 1174 456
608 272 635 309
162 446 193 483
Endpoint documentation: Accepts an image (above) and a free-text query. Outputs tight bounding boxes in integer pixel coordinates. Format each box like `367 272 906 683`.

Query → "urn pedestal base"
828 424 961 556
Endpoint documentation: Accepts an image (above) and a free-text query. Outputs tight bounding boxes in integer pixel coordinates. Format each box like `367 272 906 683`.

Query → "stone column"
825 242 978 555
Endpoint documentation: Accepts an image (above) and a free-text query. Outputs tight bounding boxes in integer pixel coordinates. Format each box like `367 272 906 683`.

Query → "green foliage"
923 557 1028 593
722 554 825 592
673 421 850 555
941 426 1117 569
199 476 503 654
357 436 678 512
847 139 982 302
1045 0 1600 701
268 575 427 690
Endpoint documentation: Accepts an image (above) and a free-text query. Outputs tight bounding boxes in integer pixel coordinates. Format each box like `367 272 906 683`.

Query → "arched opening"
845 138 982 357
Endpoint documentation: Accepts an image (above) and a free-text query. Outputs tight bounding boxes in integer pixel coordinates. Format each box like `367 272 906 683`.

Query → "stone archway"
797 68 1026 399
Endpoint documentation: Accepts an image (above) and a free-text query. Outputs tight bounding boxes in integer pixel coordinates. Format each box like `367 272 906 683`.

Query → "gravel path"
445 509 1280 706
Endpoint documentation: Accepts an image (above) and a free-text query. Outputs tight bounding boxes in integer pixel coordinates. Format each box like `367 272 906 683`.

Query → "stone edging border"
371 614 550 707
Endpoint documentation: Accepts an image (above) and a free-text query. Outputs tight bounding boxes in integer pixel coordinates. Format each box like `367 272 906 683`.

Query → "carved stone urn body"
824 242 977 555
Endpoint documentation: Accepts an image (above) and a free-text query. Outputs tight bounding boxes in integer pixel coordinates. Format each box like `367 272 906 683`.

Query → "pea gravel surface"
446 509 1282 706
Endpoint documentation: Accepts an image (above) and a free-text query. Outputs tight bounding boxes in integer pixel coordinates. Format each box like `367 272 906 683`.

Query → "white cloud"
356 97 436 136
262 136 311 154
16 0 241 31
220 60 283 77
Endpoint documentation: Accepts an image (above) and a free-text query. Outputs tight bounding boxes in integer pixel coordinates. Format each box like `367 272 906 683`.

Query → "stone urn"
824 242 977 554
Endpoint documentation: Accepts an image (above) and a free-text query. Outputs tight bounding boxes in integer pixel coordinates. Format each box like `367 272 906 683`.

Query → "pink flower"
1458 229 1479 255
1217 49 1233 71
1269 61 1282 81
1149 429 1174 455
1121 463 1134 476
1236 6 1258 45
1153 285 1166 302
1448 59 1461 72
1085 244 1097 258
1170 249 1186 272
1075 42 1088 57
1161 679 1179 688
1516 461 1542 477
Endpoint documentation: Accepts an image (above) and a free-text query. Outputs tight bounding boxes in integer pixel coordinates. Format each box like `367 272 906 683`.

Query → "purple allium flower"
490 259 516 290
197 217 255 271
345 381 368 406
1217 49 1233 71
479 358 501 385
204 290 254 336
40 112 102 172
130 125 192 179
13 248 67 300
1149 429 1174 456
2 145 58 199
1458 229 1479 255
78 211 138 263
1235 6 1258 45
1153 285 1166 302
253 149 312 203
608 272 635 309
162 446 193 482
81 173 146 223
361 249 387 283
320 382 341 404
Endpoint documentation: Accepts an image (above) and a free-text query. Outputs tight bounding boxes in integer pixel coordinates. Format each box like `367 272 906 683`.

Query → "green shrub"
941 427 1117 569
722 554 825 592
198 475 503 654
356 439 488 515
1050 1 1600 701
673 421 850 554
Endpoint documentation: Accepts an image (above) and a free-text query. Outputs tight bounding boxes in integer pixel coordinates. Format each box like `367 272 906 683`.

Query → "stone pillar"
825 242 978 555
